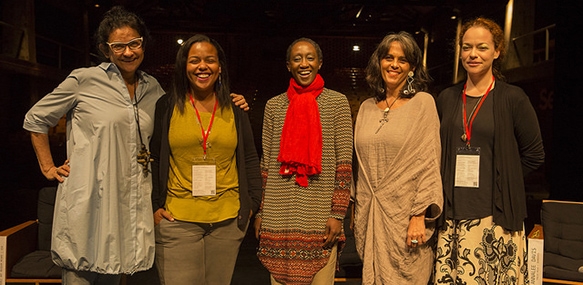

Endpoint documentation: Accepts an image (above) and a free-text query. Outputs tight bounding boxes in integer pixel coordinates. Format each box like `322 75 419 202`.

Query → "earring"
218 75 222 87
402 71 416 95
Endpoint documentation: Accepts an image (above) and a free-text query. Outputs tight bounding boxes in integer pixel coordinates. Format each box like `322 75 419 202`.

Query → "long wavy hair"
459 17 506 81
94 6 151 62
365 31 432 101
170 34 231 113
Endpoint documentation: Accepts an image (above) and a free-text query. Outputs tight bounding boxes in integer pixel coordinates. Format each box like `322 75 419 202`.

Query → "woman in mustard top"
150 34 262 285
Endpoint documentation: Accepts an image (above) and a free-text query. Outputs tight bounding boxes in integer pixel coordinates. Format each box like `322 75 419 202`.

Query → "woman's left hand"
407 213 426 247
323 217 342 249
231 93 249 111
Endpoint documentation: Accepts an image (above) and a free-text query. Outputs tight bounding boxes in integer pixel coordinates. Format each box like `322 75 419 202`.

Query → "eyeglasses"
106 37 143 53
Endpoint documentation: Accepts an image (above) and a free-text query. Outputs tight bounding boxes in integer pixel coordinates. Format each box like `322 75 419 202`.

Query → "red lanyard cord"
462 75 494 146
189 94 218 156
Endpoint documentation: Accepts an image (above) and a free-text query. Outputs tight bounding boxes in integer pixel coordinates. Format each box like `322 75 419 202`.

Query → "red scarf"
277 74 324 187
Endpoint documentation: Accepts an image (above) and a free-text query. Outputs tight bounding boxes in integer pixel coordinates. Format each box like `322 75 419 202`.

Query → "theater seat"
0 186 61 284
530 200 583 285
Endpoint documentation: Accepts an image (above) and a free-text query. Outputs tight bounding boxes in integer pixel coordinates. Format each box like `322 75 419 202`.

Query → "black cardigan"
436 81 545 231
150 94 262 230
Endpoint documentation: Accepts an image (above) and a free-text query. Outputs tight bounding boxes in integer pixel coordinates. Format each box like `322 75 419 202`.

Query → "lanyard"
462 75 494 146
189 94 218 157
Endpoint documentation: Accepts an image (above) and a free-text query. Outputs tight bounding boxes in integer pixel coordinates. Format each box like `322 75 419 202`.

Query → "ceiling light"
356 6 364 19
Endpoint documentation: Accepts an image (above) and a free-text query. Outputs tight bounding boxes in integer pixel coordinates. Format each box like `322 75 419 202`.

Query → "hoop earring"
402 71 416 96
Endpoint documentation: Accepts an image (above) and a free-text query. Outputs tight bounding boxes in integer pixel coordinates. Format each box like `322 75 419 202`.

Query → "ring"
411 239 418 244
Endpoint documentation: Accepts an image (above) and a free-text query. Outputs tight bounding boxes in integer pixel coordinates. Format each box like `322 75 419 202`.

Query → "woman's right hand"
30 132 70 182
231 93 249 111
50 159 70 183
253 216 262 239
154 208 174 226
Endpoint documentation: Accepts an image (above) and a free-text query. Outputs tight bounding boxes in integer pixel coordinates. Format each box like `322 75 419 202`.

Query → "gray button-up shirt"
23 62 165 274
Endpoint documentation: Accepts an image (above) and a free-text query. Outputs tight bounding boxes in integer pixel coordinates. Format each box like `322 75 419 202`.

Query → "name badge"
454 147 480 188
191 157 216 196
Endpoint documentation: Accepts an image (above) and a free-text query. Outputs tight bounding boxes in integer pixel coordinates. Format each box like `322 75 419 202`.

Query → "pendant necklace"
460 95 483 142
132 79 153 174
375 94 401 134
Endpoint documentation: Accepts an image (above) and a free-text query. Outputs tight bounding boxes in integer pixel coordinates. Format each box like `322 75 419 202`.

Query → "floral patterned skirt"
433 216 529 285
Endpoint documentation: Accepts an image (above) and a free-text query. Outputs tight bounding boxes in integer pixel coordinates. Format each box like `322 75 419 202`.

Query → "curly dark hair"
170 34 231 113
286 37 323 62
94 6 151 62
459 17 506 81
365 31 432 102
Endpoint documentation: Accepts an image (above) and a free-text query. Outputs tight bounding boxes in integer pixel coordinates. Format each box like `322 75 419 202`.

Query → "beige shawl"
353 92 443 285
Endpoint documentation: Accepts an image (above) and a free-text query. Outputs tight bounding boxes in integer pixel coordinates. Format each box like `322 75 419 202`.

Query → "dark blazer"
150 94 262 230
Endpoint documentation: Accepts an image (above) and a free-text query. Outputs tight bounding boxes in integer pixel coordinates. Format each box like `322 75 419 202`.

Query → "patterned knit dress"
257 88 353 285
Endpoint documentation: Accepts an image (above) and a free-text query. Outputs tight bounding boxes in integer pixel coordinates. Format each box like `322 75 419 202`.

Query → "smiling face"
380 41 414 92
460 26 500 78
186 41 221 96
286 41 322 87
104 26 144 79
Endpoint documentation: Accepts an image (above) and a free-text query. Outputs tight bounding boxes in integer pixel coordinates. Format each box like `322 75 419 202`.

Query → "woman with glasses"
23 6 163 284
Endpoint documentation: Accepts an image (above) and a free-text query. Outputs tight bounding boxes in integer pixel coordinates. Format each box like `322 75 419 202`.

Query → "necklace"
460 96 482 142
375 94 401 134
132 79 153 174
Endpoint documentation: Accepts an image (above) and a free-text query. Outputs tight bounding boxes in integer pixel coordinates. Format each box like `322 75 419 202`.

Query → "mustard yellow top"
166 104 239 223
